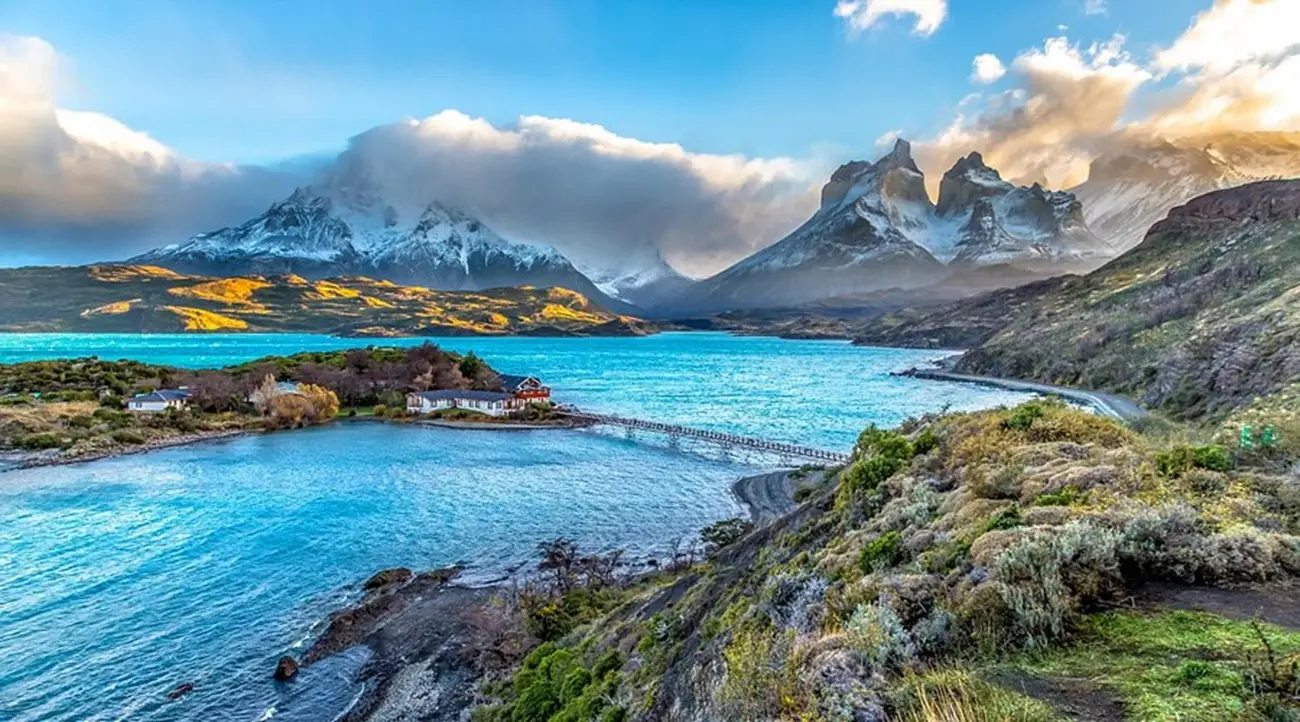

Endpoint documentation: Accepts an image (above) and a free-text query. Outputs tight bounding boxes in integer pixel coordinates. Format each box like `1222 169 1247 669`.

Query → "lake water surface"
0 333 1032 721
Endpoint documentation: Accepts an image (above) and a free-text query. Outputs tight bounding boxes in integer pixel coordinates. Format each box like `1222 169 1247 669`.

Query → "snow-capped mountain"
937 152 1111 269
130 162 629 310
679 140 1107 312
1072 132 1300 252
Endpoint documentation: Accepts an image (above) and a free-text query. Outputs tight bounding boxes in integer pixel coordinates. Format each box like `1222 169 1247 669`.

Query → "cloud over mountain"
0 35 297 264
917 0 1300 188
0 36 818 277
303 111 818 278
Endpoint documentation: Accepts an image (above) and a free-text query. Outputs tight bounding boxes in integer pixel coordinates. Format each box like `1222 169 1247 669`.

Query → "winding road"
901 369 1149 423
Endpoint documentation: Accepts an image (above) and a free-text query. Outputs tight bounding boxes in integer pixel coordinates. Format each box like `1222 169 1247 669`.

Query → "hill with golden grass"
0 265 651 336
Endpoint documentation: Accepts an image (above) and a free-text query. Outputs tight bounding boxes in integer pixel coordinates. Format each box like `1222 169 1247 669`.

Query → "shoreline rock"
5 429 255 473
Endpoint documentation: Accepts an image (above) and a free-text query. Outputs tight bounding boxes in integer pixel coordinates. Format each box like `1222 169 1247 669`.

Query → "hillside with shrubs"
465 400 1299 722
0 343 500 464
848 180 1300 435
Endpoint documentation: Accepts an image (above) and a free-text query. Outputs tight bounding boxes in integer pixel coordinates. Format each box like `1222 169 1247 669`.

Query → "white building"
128 389 192 412
405 390 527 418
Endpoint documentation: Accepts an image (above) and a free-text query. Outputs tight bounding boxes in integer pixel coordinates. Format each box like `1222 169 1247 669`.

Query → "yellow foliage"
80 299 140 317
306 281 361 300
359 295 395 309
167 277 271 307
546 287 590 307
161 306 249 331
89 264 188 282
488 312 510 327
539 303 605 324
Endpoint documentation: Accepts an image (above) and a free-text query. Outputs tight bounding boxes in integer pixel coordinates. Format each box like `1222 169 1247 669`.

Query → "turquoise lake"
0 333 1033 721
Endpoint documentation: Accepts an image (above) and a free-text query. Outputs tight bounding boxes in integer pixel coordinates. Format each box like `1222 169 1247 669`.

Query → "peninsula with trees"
0 343 541 468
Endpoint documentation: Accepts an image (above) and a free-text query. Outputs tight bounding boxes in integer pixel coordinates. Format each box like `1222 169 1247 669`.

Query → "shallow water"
0 333 1033 721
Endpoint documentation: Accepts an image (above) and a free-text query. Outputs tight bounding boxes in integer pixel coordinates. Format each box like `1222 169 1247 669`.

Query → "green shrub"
981 505 1024 532
67 415 96 429
843 455 905 496
855 425 914 461
372 403 388 417
110 430 147 445
1004 403 1046 431
16 432 64 450
1033 486 1081 507
859 530 906 573
1155 445 1232 477
912 429 940 456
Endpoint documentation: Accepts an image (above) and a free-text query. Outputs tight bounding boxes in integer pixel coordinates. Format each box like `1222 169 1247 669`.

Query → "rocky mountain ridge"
129 163 633 312
677 140 1110 312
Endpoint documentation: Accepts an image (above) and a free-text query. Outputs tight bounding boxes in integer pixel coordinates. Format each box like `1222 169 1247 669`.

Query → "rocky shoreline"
2 428 255 472
278 466 810 721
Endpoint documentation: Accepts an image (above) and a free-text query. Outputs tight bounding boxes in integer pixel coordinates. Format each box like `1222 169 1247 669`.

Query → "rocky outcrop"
363 568 413 591
274 656 299 681
1149 179 1300 235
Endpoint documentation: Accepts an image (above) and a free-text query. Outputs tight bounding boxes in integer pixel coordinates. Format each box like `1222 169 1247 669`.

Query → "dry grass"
160 306 249 331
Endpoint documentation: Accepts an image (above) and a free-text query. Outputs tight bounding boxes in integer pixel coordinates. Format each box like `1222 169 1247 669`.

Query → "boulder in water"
166 681 196 700
274 656 299 681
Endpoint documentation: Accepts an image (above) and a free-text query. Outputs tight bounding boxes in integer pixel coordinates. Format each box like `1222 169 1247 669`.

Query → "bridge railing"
559 409 851 465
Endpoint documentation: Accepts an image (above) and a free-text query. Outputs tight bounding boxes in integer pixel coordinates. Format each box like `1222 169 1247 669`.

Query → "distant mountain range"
130 159 636 314
673 140 1112 312
117 132 1300 317
1072 132 1300 253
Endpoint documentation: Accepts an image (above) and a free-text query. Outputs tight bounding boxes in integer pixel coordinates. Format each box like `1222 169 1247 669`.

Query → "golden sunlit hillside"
0 266 653 337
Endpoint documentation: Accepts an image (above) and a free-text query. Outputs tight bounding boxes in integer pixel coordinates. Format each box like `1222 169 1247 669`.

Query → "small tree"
249 374 278 414
458 352 487 381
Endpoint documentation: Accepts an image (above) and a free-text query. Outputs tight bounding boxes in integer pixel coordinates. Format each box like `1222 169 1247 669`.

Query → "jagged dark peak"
945 151 995 178
936 151 1012 218
829 160 872 183
876 138 921 174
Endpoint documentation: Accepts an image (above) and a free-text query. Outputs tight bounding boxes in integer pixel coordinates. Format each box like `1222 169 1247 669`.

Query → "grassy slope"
849 181 1300 424
0 265 647 336
473 402 1300 722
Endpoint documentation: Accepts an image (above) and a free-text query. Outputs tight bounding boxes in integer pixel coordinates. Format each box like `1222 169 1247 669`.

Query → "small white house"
406 390 527 418
128 388 192 413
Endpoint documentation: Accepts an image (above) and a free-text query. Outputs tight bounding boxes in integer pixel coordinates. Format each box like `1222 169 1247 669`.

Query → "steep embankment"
853 180 1300 422
467 401 1300 722
956 180 1300 421
0 265 650 336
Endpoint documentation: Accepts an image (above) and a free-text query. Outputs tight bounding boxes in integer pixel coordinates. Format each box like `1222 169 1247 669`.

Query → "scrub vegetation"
466 400 1300 721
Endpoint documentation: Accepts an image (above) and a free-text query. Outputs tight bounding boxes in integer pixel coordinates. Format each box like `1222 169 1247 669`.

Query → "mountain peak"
878 137 920 173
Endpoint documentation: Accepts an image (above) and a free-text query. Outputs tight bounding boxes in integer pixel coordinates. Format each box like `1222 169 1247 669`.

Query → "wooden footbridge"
558 409 851 465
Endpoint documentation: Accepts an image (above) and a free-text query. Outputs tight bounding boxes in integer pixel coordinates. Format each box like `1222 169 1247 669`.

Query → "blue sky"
0 0 1210 165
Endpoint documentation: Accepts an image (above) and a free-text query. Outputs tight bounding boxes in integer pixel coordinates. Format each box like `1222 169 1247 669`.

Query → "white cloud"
339 111 819 277
833 0 948 36
920 35 1150 187
0 35 297 264
918 0 1300 188
1155 0 1300 74
971 53 1007 84
0 36 818 275
874 129 904 149
1083 0 1108 16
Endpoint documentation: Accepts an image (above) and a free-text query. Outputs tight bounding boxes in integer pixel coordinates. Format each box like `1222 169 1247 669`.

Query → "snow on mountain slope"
938 152 1111 269
1072 133 1300 252
678 140 1106 312
129 161 628 310
677 140 949 311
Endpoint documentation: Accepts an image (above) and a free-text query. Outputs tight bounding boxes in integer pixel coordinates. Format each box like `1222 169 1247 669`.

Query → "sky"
0 0 1297 275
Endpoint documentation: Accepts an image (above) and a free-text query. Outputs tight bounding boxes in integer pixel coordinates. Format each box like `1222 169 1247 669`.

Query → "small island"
0 343 563 469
